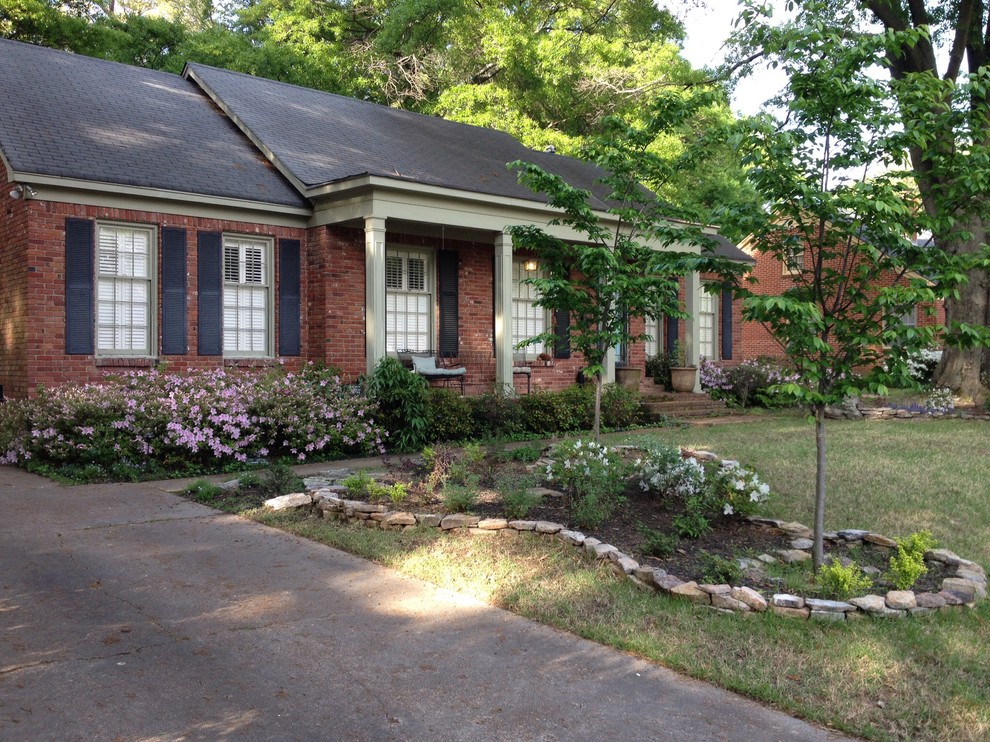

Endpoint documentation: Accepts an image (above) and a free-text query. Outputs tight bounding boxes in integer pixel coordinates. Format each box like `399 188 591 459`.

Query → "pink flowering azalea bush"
699 358 799 409
0 365 384 481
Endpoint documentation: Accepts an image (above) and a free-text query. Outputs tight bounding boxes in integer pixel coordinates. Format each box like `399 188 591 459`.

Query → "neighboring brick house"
0 38 749 399
738 235 946 361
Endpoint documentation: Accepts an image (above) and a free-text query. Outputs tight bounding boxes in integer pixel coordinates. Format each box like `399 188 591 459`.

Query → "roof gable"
0 39 305 208
184 62 617 209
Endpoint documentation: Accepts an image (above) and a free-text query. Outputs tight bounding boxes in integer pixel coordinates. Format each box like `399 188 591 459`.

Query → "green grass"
244 417 990 742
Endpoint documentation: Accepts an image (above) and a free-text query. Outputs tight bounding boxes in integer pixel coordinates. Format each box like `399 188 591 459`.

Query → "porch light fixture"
523 258 538 272
9 184 36 200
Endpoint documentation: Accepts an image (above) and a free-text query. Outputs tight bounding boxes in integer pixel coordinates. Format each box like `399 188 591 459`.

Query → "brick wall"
740 246 946 361
2 195 308 397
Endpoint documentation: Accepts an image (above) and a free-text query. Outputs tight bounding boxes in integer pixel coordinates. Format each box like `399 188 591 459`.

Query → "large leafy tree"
721 1 988 568
734 0 990 403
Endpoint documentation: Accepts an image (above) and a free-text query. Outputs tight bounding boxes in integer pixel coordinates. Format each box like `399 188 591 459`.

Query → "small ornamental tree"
508 117 741 440
721 7 990 569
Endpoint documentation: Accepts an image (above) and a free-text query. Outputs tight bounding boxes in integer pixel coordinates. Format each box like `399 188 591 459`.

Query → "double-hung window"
223 235 271 356
96 223 154 356
644 316 662 358
386 248 432 352
698 286 718 361
511 259 548 360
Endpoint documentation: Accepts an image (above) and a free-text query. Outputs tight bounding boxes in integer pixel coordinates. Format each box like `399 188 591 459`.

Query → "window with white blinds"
644 316 662 358
386 248 432 353
97 223 154 355
698 286 719 361
511 260 547 360
223 235 271 356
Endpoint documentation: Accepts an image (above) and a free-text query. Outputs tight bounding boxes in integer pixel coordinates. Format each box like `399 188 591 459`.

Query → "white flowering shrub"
906 348 942 384
709 461 770 517
924 387 955 413
636 444 706 500
544 439 626 528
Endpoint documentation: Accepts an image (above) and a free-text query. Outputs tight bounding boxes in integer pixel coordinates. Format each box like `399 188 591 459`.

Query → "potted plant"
668 341 697 393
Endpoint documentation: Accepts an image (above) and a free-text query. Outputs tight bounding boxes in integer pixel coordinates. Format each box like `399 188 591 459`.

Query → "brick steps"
639 392 728 420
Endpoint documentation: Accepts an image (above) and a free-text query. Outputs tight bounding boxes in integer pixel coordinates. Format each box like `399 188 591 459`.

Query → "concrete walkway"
0 465 851 741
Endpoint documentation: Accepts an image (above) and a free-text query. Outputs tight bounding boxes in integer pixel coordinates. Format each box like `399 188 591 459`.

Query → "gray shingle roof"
0 39 305 208
185 63 618 209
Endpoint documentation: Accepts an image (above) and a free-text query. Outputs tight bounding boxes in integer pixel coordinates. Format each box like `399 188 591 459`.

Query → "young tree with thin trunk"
722 4 988 569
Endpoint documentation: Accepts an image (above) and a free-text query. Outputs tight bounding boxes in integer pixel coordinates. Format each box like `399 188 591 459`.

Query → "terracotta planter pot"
614 367 641 391
669 366 697 393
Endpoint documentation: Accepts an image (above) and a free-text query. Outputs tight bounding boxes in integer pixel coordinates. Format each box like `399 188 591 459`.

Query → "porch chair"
406 351 466 394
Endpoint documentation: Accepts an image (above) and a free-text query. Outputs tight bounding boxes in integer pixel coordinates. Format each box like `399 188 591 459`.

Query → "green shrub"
637 526 679 558
497 445 543 463
183 479 222 504
380 481 409 504
817 558 874 600
469 390 524 438
425 388 475 442
442 483 477 513
497 472 542 519
544 439 626 529
886 530 937 590
645 350 674 390
237 472 262 489
519 387 589 432
600 383 644 429
700 552 741 585
364 357 430 452
341 469 375 497
673 503 712 539
261 461 304 496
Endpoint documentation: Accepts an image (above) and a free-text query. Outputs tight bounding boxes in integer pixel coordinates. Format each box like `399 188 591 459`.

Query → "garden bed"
192 443 985 616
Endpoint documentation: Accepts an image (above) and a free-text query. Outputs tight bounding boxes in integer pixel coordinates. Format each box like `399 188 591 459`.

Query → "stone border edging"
260 459 987 621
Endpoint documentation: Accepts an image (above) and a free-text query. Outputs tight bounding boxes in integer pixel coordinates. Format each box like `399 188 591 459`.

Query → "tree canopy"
731 0 990 402
0 0 757 221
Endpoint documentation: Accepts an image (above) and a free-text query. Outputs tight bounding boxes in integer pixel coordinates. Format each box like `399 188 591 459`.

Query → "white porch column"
604 346 616 383
365 216 387 375
494 231 514 393
684 270 702 392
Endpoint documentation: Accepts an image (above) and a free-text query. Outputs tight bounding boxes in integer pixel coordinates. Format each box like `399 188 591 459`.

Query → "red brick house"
0 39 749 399
738 235 946 361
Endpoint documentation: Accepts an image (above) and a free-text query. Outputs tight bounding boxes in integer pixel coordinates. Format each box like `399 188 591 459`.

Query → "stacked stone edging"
259 463 987 621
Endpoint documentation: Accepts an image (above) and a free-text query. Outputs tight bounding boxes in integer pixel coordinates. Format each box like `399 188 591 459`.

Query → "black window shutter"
197 232 222 356
65 218 94 355
278 238 301 356
161 227 188 355
721 288 733 360
665 314 679 353
553 309 571 359
438 250 458 357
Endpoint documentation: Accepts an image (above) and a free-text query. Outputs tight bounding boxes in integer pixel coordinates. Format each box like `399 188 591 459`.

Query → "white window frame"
783 248 805 275
386 247 434 353
222 234 273 358
698 285 719 361
644 315 663 358
512 259 550 361
96 221 155 357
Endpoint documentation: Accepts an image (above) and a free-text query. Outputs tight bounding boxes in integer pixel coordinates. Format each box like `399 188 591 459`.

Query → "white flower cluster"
924 386 955 413
717 460 770 516
636 445 706 499
545 439 614 481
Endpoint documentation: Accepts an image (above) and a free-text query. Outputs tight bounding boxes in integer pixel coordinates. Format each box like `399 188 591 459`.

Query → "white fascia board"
308 176 661 245
11 171 311 227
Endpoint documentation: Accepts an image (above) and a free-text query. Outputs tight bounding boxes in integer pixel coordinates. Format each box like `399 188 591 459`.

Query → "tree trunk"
813 404 827 571
934 263 990 404
593 374 602 442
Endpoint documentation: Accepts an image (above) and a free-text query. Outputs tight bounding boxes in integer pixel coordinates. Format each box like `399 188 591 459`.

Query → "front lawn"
248 416 989 742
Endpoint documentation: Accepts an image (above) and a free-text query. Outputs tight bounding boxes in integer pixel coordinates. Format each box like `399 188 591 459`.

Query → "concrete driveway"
0 465 851 741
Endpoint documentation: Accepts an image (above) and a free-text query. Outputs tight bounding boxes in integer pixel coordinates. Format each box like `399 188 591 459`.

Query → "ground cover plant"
218 416 990 741
0 365 384 481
